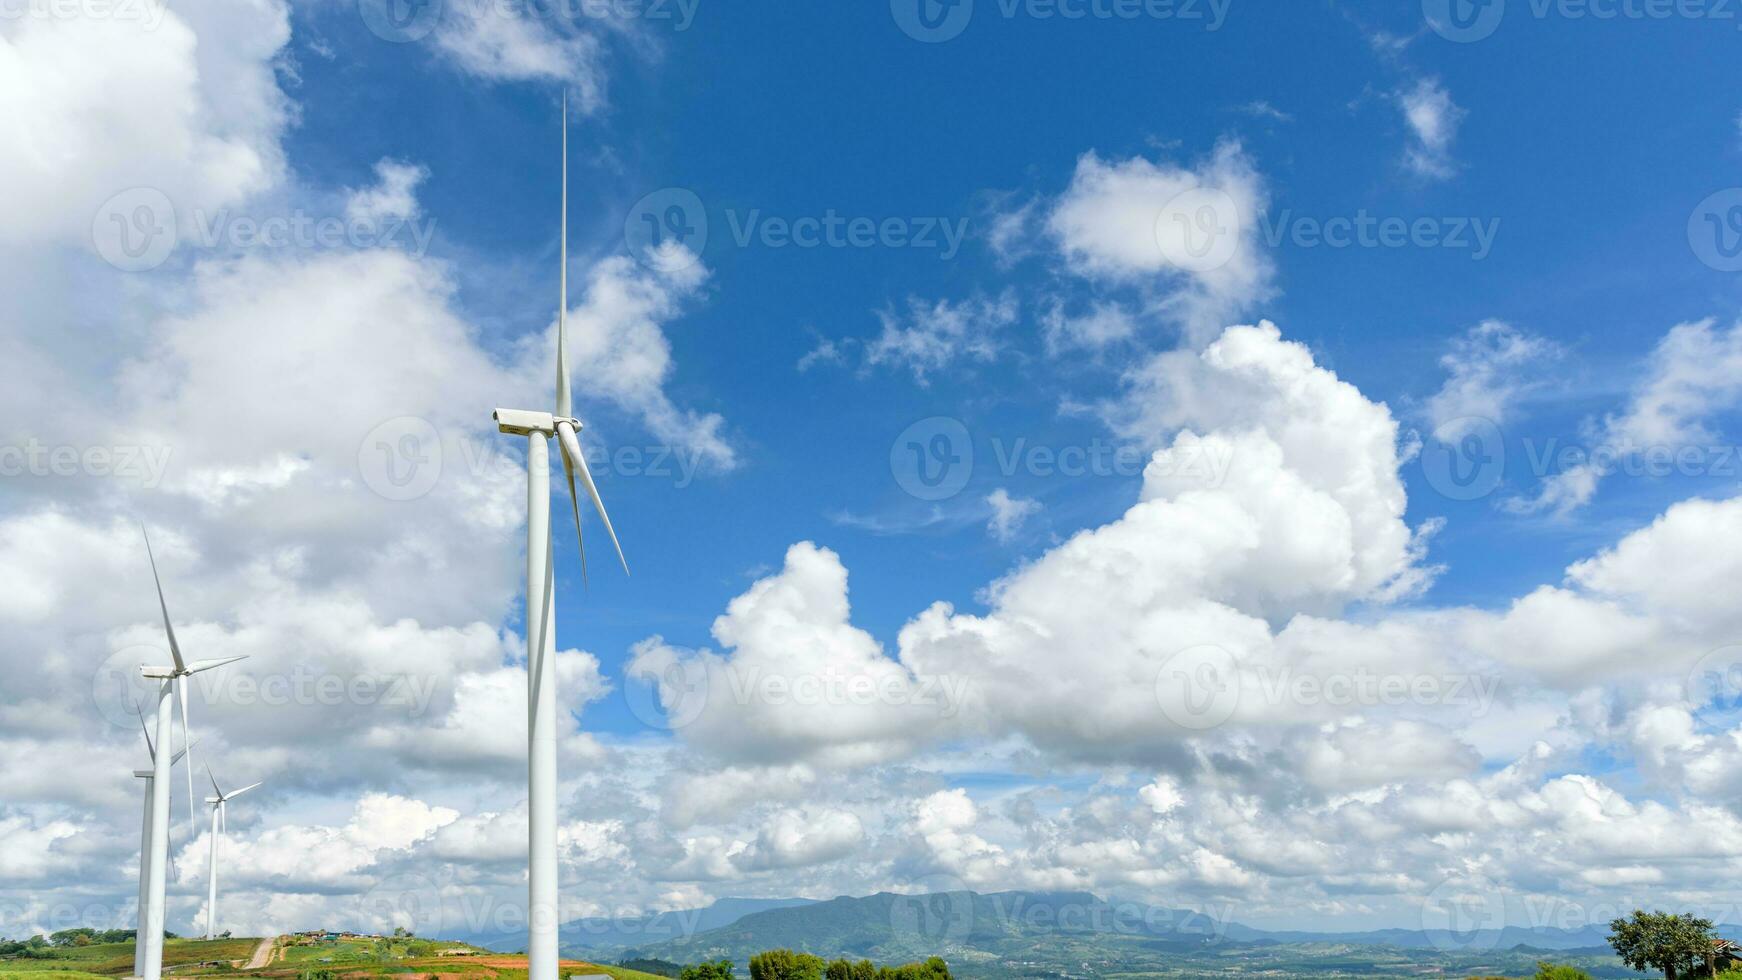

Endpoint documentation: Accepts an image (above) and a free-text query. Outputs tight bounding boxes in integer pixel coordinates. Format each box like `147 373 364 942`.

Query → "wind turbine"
137 527 245 980
132 707 190 979
202 766 260 940
490 90 629 980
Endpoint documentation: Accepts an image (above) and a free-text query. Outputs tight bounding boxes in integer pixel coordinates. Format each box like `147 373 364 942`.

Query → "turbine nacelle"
494 408 573 437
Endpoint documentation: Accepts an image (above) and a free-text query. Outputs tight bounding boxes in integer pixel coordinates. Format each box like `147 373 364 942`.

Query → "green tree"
680 959 736 980
1534 963 1594 980
825 959 876 980
1608 910 1718 979
748 950 824 980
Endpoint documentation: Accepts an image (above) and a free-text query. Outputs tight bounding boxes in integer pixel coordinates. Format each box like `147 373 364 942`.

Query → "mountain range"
443 889 1672 977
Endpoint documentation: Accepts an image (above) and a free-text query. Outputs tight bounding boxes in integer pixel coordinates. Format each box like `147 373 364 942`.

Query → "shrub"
1534 964 1594 980
680 959 736 980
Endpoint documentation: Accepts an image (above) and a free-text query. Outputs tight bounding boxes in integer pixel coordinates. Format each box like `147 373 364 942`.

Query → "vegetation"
0 937 256 978
620 958 684 977
719 951 951 980
1607 910 1718 980
1534 964 1595 980
680 960 736 980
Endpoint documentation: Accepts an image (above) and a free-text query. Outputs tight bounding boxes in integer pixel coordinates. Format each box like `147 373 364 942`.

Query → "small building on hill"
1710 939 1742 975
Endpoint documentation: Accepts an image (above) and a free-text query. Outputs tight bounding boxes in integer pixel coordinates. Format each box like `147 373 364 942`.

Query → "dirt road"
244 937 277 970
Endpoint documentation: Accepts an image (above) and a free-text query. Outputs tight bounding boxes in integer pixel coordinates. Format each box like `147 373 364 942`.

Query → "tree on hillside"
1608 910 1717 979
680 959 736 980
825 958 876 980
874 957 950 980
748 950 825 980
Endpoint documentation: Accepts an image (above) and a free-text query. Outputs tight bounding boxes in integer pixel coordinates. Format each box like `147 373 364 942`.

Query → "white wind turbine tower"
137 528 246 980
491 90 629 980
131 706 190 979
202 766 260 940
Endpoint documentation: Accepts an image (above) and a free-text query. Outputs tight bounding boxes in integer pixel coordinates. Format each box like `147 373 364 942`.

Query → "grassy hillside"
0 938 260 978
0 937 658 980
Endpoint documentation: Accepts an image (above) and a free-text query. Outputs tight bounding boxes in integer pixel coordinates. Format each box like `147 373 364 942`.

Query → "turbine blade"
557 422 628 575
557 433 590 588
137 701 157 762
185 656 246 675
207 764 222 799
556 88 571 421
178 676 196 837
228 781 262 800
169 736 195 767
142 526 186 672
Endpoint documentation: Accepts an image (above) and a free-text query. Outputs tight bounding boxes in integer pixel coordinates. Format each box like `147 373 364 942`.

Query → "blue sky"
276 0 1742 728
10 0 1742 938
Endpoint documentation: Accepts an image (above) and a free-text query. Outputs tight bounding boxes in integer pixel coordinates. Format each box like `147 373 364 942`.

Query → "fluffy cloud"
1046 143 1273 341
864 292 1019 384
1397 79 1463 180
1426 320 1558 440
984 489 1040 542
1511 318 1742 514
0 0 289 249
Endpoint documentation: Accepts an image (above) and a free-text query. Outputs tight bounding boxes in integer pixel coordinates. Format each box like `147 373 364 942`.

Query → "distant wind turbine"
490 89 629 980
137 527 245 980
131 706 190 979
202 766 260 940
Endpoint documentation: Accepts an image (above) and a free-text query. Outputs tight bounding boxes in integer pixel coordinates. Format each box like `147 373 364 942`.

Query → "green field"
0 939 259 978
0 937 668 980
